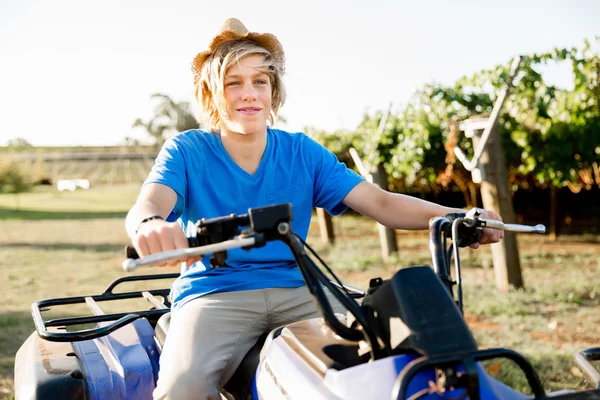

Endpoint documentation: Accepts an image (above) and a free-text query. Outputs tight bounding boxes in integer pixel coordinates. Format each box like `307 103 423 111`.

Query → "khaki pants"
153 286 343 400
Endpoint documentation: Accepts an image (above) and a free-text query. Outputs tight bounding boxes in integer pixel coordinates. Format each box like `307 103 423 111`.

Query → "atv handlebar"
123 210 546 272
429 213 545 314
125 237 199 259
122 237 259 272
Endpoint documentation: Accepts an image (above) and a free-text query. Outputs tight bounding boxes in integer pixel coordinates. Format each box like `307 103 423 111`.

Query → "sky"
0 0 598 146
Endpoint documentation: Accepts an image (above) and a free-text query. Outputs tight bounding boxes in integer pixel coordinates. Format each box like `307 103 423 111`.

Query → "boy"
126 18 503 400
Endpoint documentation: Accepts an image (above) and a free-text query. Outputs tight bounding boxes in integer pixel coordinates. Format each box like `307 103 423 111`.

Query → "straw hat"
191 18 285 84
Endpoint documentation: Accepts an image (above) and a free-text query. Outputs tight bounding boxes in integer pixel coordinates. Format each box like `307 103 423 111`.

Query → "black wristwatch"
135 215 164 234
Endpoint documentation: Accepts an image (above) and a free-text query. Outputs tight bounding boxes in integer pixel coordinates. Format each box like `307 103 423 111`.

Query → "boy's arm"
342 181 503 246
126 183 196 266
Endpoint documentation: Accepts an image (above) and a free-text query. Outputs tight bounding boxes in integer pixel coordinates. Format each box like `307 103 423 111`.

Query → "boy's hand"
133 219 201 266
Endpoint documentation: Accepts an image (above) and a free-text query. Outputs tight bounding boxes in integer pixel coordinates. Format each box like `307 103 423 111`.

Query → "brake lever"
464 208 546 234
122 236 260 272
478 219 546 234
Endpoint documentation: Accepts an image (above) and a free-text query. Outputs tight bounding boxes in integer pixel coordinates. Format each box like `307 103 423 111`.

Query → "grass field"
1 185 599 398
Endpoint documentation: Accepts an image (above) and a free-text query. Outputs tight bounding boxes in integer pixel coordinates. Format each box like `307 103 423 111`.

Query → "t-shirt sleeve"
301 134 365 216
143 137 187 222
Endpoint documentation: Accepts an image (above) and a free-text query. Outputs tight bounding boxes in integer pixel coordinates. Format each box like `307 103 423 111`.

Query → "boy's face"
220 54 272 136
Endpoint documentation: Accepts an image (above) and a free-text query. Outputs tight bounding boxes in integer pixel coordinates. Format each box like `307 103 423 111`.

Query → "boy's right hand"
132 219 201 266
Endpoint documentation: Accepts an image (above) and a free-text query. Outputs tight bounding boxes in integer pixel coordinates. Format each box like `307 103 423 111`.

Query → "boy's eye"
225 81 241 87
255 79 268 85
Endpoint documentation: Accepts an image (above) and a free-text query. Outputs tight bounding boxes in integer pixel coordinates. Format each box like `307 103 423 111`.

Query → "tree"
0 162 33 210
6 138 34 151
304 126 361 167
133 94 198 149
122 136 142 147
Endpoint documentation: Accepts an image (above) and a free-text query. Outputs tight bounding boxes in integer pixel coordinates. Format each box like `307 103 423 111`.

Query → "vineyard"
1 39 598 231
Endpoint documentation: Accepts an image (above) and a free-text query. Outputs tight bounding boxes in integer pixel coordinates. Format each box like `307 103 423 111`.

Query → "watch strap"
135 215 164 234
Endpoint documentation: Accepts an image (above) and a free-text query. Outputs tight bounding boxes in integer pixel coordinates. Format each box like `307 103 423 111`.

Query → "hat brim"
192 30 285 82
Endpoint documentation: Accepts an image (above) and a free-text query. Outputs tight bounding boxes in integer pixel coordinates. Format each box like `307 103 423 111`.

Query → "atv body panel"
15 319 159 400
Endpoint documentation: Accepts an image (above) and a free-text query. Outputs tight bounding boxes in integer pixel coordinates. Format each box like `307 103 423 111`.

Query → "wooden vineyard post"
371 163 398 260
316 208 335 245
480 123 524 290
455 57 525 291
349 148 398 262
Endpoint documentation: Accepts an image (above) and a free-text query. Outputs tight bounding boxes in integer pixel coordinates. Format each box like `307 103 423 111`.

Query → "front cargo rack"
32 273 179 342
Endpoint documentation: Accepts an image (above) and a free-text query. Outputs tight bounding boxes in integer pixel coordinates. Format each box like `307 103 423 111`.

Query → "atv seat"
154 312 269 400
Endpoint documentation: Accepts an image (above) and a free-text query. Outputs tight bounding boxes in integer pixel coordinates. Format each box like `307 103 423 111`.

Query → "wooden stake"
316 208 335 245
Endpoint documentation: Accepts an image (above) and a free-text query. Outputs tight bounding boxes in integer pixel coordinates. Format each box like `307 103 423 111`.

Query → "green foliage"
0 163 32 194
0 162 34 209
436 40 600 191
346 98 458 192
6 138 33 151
304 126 362 167
313 37 600 193
420 38 600 191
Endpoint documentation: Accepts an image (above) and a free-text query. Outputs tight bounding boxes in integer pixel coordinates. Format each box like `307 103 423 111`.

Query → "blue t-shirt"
144 127 364 310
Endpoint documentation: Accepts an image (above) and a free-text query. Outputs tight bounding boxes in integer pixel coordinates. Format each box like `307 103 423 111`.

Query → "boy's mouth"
236 107 262 115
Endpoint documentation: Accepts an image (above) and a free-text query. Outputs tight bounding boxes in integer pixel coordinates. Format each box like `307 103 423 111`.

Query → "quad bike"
14 204 600 399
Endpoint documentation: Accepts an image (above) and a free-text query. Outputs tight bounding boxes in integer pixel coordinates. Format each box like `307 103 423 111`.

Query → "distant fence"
5 152 156 162
5 152 157 185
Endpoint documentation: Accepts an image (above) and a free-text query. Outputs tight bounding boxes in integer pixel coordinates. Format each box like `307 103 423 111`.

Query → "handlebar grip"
125 237 199 260
443 213 481 247
126 245 139 259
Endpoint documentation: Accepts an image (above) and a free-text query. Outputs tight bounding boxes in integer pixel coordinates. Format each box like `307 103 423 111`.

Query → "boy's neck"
220 129 267 175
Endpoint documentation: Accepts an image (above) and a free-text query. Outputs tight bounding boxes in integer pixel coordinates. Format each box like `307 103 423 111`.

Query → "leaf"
488 363 503 375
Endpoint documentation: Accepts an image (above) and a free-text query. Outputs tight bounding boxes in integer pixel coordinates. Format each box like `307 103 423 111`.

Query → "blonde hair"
193 40 286 132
